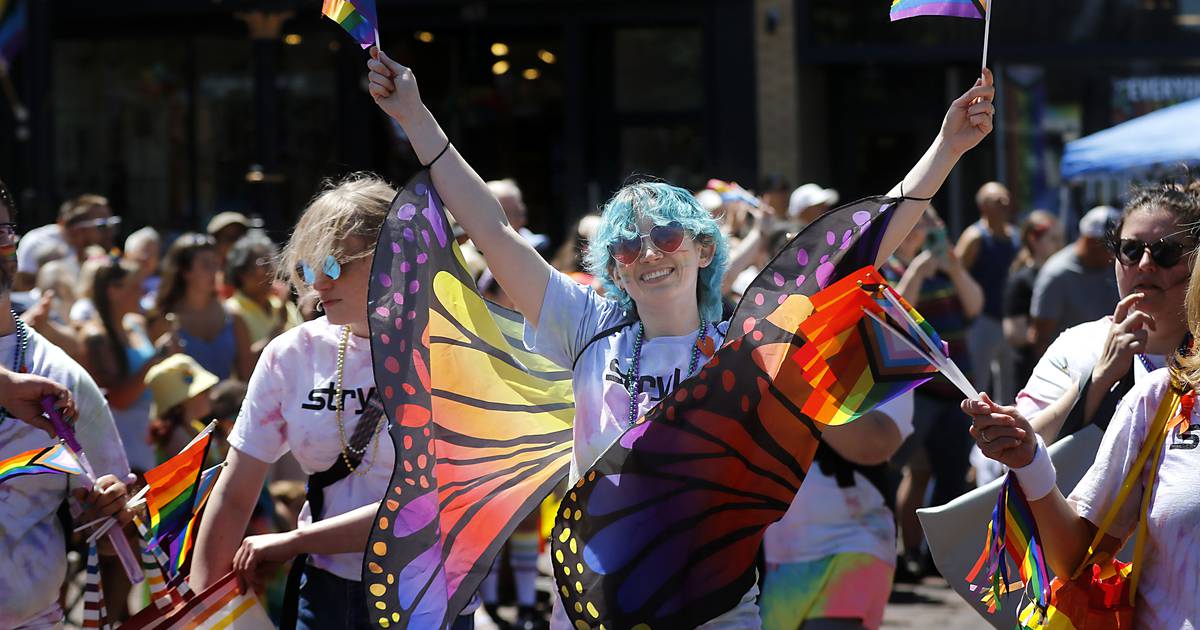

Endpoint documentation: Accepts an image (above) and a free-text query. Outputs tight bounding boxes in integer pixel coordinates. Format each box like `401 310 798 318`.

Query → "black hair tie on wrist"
898 182 934 202
422 140 451 169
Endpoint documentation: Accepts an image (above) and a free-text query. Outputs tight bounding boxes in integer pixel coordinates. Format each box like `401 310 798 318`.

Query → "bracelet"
898 182 934 202
1012 434 1057 500
422 140 451 169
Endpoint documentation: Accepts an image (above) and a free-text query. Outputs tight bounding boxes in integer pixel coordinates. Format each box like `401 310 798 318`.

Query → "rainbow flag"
890 0 986 21
0 443 85 485
321 0 378 49
142 428 212 565
165 463 222 577
967 473 1050 618
120 570 271 630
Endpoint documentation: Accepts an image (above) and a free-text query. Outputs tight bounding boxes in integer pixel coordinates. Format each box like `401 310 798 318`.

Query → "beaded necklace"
0 309 30 426
1137 353 1156 374
626 318 707 428
334 325 383 476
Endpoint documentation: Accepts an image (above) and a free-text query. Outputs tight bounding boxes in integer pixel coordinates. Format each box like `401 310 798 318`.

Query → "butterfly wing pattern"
364 171 574 629
552 198 944 629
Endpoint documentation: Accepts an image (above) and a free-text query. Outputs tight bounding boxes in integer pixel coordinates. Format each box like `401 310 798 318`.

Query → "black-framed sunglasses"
1108 231 1197 268
609 221 688 266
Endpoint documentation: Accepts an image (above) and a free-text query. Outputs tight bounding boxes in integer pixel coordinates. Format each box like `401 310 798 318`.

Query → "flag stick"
375 28 381 51
980 0 993 71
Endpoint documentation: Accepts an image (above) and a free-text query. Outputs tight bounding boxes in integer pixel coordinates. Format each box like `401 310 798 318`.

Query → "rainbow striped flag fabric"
142 428 213 566
165 463 223 577
321 0 378 49
0 442 84 485
890 0 986 21
120 570 271 630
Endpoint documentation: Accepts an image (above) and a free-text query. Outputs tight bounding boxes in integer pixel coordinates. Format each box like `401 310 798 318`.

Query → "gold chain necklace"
335 325 382 476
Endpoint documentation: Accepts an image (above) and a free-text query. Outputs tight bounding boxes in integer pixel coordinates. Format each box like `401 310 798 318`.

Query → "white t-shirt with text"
1067 368 1200 630
229 317 394 581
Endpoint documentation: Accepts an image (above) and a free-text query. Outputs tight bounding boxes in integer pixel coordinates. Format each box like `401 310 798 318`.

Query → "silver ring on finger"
981 428 992 444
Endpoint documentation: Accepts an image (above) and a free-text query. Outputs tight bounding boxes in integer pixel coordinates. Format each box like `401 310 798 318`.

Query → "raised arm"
875 69 996 268
366 48 554 327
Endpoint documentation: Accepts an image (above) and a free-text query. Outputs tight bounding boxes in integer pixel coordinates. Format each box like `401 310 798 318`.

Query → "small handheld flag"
890 0 994 70
0 442 85 485
321 0 379 49
890 0 986 21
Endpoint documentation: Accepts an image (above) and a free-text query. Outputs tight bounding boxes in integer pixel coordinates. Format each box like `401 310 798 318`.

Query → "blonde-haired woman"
964 184 1200 628
191 175 479 630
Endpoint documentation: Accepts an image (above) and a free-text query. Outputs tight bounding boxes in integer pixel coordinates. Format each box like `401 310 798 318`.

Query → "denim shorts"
297 565 475 630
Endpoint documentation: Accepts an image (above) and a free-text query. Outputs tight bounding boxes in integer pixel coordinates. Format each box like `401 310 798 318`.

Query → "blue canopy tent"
1061 97 1200 180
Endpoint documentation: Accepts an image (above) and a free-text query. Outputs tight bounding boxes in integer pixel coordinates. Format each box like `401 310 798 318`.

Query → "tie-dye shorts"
759 552 892 630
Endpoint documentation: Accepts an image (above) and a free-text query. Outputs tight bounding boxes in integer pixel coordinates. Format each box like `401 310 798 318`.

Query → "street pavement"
884 577 992 628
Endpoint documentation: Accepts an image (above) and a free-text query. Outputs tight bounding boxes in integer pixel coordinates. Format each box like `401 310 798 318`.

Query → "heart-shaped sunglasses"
608 222 688 266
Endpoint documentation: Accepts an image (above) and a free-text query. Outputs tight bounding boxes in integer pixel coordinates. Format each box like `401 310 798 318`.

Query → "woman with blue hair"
367 47 994 628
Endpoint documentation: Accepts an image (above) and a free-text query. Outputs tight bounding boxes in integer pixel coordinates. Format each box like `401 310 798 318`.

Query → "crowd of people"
0 43 1197 630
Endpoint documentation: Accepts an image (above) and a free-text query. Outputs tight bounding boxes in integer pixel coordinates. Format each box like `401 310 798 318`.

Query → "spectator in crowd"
760 393 913 630
223 232 302 365
1030 205 1121 355
881 206 983 578
758 174 792 220
955 182 1019 402
488 178 551 258
146 353 223 464
20 257 88 362
0 178 134 629
123 226 162 310
14 193 119 291
207 211 253 266
1017 184 1197 443
149 233 252 382
550 213 601 288
83 258 180 473
208 211 255 299
788 182 839 227
1002 210 1063 389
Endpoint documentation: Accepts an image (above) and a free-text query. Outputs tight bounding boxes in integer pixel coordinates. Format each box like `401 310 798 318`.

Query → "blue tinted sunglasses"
301 255 342 283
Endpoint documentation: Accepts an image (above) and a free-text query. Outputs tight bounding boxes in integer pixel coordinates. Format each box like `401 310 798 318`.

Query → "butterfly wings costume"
364 171 943 629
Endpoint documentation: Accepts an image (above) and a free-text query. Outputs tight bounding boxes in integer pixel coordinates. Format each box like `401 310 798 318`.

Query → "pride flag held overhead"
321 0 378 49
890 0 986 21
0 443 85 485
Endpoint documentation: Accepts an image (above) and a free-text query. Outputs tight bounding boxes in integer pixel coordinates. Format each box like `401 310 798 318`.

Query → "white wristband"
1012 435 1056 501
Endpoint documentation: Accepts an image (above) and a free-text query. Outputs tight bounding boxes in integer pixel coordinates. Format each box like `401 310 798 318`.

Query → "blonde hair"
1168 178 1200 391
278 173 396 295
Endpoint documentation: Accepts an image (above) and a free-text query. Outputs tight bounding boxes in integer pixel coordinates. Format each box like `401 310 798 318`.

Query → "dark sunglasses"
609 222 688 266
1108 234 1196 268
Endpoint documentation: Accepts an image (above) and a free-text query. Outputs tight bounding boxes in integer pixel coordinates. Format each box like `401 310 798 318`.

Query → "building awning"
1061 97 1200 181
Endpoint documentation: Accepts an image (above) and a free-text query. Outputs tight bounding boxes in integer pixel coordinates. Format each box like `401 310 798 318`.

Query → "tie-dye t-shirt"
525 270 764 630
0 328 130 629
229 317 395 581
1067 368 1200 630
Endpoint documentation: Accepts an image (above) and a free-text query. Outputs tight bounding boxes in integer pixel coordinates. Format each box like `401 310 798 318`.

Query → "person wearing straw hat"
145 353 223 465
